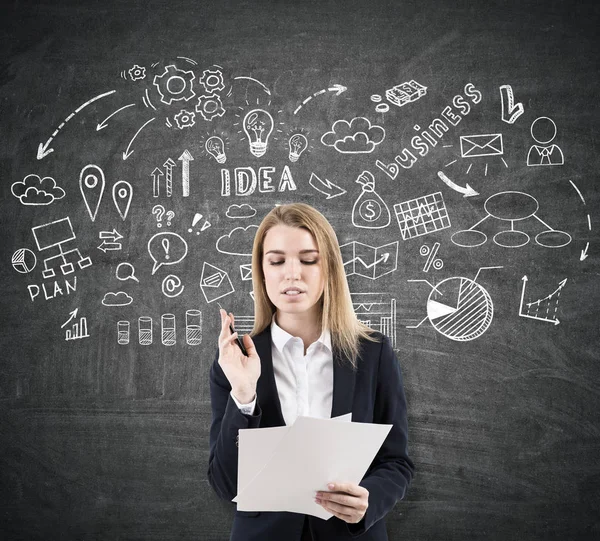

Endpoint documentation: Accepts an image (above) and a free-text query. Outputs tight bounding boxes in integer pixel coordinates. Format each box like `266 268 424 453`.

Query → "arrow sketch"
437 171 479 197
37 90 116 159
233 76 271 95
96 103 136 131
178 150 194 197
519 276 566 325
61 308 79 328
309 173 347 199
122 117 156 160
294 84 347 115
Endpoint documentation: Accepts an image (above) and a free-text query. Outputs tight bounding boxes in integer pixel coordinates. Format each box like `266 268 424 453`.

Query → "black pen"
217 302 248 356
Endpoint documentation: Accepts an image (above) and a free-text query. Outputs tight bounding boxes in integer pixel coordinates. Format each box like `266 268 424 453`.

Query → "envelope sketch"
239 263 252 281
200 262 235 303
460 133 504 158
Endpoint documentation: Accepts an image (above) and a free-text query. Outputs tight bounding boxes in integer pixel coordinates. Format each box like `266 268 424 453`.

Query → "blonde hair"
250 203 379 368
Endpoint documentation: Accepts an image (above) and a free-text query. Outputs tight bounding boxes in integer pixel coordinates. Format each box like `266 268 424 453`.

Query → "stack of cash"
385 80 427 107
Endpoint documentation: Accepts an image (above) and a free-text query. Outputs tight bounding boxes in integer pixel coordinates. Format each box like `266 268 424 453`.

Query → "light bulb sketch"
205 136 227 164
288 133 308 162
242 108 274 157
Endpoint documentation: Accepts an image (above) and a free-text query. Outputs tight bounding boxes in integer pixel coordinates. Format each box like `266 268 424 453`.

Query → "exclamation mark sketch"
519 276 566 325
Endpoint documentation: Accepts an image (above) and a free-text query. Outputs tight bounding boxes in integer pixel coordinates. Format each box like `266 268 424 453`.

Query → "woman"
208 203 414 540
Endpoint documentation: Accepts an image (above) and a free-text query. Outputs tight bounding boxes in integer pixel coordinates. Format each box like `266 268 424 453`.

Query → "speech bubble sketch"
321 117 385 154
102 291 133 307
12 174 66 205
216 225 258 256
116 262 139 283
226 203 257 219
148 232 188 275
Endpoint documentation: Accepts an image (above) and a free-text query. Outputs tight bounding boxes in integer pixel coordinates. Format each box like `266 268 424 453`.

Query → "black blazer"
207 327 414 540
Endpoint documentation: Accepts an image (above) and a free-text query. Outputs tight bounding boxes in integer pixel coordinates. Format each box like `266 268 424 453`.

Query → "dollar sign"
364 201 376 220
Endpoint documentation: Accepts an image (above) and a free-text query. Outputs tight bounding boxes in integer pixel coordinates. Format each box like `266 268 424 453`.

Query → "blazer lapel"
330 347 357 418
253 327 357 423
253 327 286 427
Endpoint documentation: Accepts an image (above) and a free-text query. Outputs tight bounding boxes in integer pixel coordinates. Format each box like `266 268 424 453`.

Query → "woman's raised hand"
217 308 261 404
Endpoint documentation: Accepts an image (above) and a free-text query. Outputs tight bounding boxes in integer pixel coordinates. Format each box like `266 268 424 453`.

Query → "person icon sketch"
527 116 564 166
207 203 414 540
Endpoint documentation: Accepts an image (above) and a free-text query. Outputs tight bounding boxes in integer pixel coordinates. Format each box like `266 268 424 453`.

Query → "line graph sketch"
519 276 566 325
394 192 451 240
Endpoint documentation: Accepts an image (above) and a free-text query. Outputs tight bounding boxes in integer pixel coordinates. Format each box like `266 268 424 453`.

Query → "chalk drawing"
162 274 184 298
200 262 234 303
340 240 398 280
393 192 451 240
12 174 65 205
32 217 92 279
309 173 346 200
12 248 37 273
407 266 502 342
79 164 105 222
451 191 571 249
519 276 566 325
352 171 391 229
321 117 385 154
527 117 564 166
242 109 274 157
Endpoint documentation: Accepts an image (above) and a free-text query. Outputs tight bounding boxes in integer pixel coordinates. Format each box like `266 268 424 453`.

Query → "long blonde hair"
250 203 379 368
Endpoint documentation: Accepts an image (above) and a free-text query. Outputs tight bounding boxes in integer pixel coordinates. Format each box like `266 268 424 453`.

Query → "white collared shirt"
230 317 334 425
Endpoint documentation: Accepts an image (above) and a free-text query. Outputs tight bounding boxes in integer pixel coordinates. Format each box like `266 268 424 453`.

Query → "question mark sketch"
152 204 165 228
165 210 175 226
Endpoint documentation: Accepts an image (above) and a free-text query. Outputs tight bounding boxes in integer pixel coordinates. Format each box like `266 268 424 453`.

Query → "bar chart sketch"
351 293 397 348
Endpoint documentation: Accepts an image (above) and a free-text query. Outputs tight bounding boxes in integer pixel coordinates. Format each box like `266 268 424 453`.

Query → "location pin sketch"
79 164 106 222
113 180 133 220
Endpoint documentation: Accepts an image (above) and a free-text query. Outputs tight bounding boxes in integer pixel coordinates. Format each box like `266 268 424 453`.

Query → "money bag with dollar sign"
352 171 391 229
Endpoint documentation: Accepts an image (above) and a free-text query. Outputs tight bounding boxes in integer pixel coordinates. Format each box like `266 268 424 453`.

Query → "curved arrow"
37 90 116 159
437 171 479 197
97 103 136 131
233 76 271 95
122 117 156 160
294 84 347 115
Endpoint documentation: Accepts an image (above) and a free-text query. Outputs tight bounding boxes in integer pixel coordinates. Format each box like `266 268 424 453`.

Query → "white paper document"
233 415 392 519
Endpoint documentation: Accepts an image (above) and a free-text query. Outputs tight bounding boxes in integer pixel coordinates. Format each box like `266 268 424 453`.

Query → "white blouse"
230 317 334 425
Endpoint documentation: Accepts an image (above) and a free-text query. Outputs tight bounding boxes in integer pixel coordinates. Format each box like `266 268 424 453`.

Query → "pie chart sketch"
426 277 493 341
408 266 501 342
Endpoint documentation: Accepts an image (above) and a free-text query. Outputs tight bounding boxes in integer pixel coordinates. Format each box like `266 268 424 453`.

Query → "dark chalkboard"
1 0 599 539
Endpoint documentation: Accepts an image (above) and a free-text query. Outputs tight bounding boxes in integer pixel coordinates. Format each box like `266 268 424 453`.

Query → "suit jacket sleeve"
207 348 262 501
347 335 415 537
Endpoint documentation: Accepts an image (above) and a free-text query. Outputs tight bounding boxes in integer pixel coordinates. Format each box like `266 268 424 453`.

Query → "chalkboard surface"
1 0 599 539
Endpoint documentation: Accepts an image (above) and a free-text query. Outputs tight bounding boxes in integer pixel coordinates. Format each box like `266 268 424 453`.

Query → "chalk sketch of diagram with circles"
451 191 572 249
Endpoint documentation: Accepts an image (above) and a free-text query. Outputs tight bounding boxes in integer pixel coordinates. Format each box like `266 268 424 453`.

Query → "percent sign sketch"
420 242 443 272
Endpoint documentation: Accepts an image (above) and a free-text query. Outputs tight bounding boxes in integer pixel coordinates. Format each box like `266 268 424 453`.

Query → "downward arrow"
581 242 589 261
